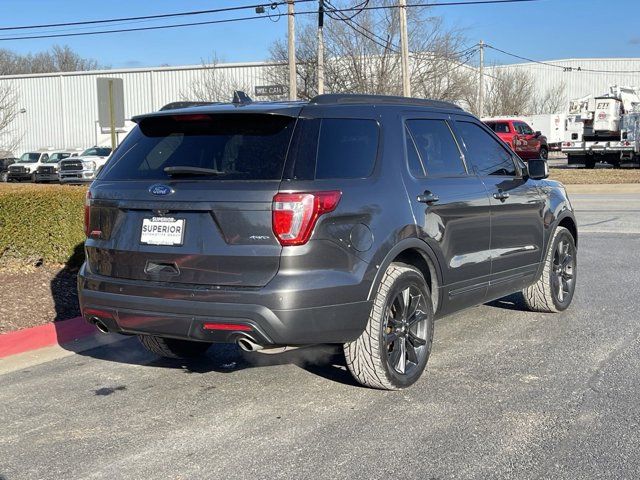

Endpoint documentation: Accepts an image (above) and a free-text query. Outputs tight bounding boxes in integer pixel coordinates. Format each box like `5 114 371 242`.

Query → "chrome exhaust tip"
236 336 264 352
90 317 110 334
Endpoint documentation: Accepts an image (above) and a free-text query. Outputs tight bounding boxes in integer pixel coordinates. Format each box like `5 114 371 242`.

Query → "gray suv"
79 94 577 390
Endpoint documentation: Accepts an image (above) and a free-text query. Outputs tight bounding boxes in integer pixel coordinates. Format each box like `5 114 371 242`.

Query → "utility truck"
562 85 640 168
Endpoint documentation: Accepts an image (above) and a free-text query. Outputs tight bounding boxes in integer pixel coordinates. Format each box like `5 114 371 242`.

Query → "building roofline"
0 60 285 81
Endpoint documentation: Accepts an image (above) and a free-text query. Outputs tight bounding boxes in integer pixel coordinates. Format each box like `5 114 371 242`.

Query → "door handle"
417 190 440 204
493 190 510 201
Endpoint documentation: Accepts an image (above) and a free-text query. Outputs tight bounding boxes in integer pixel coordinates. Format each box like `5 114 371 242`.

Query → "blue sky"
1 0 638 69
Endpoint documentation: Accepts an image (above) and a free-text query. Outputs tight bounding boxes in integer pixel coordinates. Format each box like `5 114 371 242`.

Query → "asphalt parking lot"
1 191 639 479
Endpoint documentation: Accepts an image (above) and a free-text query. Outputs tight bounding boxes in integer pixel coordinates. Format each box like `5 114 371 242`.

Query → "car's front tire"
138 335 211 359
539 146 548 160
522 226 576 313
344 263 434 390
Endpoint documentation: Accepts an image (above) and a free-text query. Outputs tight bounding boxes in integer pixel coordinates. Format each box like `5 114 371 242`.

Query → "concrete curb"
565 183 640 194
0 316 96 358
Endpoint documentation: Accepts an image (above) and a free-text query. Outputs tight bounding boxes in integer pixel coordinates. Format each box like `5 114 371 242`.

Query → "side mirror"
527 158 549 180
534 131 542 137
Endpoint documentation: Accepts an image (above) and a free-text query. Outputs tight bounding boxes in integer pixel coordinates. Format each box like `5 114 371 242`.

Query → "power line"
0 1 314 32
0 0 544 42
485 44 640 74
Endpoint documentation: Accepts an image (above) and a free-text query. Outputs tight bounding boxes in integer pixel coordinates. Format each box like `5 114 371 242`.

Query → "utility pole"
399 0 411 97
478 40 484 117
317 0 325 95
287 0 297 100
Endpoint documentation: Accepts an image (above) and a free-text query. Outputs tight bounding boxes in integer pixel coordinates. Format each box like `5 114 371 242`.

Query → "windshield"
100 113 296 181
19 153 41 163
81 147 112 157
47 153 70 162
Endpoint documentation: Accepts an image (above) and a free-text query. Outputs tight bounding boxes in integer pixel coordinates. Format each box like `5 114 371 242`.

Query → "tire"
539 147 548 160
0 171 7 182
344 263 435 390
138 335 211 359
522 226 577 313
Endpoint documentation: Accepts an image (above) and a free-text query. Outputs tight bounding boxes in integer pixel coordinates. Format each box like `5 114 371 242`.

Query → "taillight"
272 191 341 246
84 190 92 237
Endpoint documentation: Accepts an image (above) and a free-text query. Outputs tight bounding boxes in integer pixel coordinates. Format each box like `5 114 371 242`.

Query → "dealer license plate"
140 217 185 246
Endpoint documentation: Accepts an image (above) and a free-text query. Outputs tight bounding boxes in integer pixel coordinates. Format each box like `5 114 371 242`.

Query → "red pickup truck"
483 118 548 160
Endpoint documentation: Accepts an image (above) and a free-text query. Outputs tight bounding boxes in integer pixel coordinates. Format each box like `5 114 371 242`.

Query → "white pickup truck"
58 147 112 184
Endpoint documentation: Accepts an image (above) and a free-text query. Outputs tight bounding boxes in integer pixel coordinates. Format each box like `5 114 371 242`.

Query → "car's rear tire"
522 226 576 313
138 335 211 359
344 263 434 390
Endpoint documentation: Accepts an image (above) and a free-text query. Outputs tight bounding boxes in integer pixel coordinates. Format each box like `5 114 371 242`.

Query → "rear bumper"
78 264 372 345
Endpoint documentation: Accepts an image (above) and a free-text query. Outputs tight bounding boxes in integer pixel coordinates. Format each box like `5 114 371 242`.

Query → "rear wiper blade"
164 166 224 176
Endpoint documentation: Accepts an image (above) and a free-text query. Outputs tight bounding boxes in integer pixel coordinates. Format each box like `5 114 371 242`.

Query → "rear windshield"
100 113 296 181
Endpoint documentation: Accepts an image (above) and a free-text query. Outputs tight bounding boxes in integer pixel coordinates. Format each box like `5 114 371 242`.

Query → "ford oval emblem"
149 184 174 196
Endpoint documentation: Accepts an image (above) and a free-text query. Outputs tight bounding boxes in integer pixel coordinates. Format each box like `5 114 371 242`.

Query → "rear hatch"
86 112 298 287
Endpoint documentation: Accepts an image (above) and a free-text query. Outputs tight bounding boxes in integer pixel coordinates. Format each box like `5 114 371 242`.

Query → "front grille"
38 166 55 174
60 161 83 171
10 166 26 174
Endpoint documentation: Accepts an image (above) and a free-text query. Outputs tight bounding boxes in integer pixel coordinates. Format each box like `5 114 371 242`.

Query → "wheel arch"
367 238 442 313
557 215 578 247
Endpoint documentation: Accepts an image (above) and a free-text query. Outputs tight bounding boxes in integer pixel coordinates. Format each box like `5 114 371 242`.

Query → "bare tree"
0 45 100 75
0 83 21 155
267 0 475 102
181 54 250 102
481 68 535 117
530 81 567 114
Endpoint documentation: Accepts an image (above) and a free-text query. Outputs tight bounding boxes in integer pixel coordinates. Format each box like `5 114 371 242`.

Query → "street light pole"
478 40 484 117
399 0 411 97
287 0 297 100
317 0 325 95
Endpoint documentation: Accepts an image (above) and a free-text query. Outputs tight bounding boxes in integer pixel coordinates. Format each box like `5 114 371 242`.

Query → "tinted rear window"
290 118 379 180
99 114 296 181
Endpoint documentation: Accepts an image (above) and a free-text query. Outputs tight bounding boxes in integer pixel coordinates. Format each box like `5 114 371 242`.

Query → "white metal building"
1 57 640 155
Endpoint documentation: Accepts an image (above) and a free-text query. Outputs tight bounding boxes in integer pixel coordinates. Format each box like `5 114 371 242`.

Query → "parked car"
483 118 549 160
34 151 78 183
0 157 16 182
58 147 112 184
79 94 577 390
7 150 55 181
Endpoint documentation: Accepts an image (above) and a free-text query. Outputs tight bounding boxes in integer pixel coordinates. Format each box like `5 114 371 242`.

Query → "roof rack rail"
308 94 462 110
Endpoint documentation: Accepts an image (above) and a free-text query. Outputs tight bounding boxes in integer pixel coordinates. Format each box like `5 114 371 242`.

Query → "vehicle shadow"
67 334 359 387
485 292 529 311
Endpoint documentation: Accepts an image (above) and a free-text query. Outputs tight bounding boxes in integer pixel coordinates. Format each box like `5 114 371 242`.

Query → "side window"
315 119 378 179
496 122 510 133
456 121 517 176
405 119 466 177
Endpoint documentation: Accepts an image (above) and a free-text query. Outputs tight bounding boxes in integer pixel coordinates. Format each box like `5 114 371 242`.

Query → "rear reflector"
84 190 92 237
83 308 113 319
272 191 341 246
203 323 252 332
